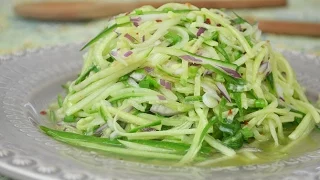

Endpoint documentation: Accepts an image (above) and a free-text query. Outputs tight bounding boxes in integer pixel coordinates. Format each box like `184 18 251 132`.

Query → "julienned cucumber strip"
40 126 212 157
152 47 237 71
129 120 162 133
81 22 131 50
40 126 123 147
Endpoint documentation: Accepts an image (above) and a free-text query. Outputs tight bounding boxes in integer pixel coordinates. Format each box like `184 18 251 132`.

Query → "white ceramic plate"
1 44 320 180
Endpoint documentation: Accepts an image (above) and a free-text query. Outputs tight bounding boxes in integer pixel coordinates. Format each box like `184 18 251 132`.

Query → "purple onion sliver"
165 82 172 90
144 66 154 73
133 22 139 27
130 17 142 22
197 27 206 37
160 79 166 86
218 66 241 79
124 51 133 57
124 33 135 42
180 55 203 63
157 95 166 100
216 82 231 102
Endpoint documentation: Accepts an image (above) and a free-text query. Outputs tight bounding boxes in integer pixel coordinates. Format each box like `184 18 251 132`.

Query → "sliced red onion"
144 66 154 73
165 82 172 90
133 22 139 27
216 82 231 102
130 17 141 27
124 51 133 57
159 79 172 90
157 95 166 100
197 27 206 37
130 17 142 22
124 33 136 43
160 79 166 86
180 55 203 63
218 66 241 79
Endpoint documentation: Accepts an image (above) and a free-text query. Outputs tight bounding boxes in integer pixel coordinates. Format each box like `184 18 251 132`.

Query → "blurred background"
0 0 319 59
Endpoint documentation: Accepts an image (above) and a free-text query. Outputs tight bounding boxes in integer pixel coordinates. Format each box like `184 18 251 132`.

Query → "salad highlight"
41 3 320 166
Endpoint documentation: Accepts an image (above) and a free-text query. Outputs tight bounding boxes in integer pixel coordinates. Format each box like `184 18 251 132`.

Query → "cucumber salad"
41 3 320 166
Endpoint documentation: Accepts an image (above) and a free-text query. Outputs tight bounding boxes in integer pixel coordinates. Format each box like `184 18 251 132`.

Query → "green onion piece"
222 131 244 150
245 36 253 47
75 65 99 85
163 7 174 12
57 95 63 108
233 51 242 60
135 9 143 15
188 66 199 79
63 115 76 122
218 98 227 122
129 120 161 133
200 117 218 142
216 44 230 62
240 127 254 140
61 84 69 93
215 73 225 82
211 31 219 40
139 76 159 89
119 74 130 82
233 92 243 121
164 31 182 45
49 110 56 122
185 96 202 102
254 98 266 108
266 72 275 91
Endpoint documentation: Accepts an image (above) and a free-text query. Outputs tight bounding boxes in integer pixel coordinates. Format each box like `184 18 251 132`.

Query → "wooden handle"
14 0 287 21
257 20 320 37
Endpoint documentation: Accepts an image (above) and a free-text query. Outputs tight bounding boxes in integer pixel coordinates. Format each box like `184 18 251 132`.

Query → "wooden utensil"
14 0 320 36
14 0 287 21
254 19 320 37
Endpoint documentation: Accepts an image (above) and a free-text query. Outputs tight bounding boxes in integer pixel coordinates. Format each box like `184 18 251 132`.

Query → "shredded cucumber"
42 3 320 166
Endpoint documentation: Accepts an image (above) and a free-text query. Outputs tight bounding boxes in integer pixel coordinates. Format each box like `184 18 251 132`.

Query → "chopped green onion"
185 96 202 102
254 98 266 108
240 128 254 140
222 131 244 150
135 9 143 15
57 95 63 108
139 76 160 89
49 110 56 122
63 115 76 122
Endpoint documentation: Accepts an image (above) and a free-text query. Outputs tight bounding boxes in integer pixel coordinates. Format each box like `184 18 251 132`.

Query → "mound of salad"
40 3 320 166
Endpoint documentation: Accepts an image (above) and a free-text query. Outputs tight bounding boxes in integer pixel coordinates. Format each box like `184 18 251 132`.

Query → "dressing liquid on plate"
74 130 319 168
